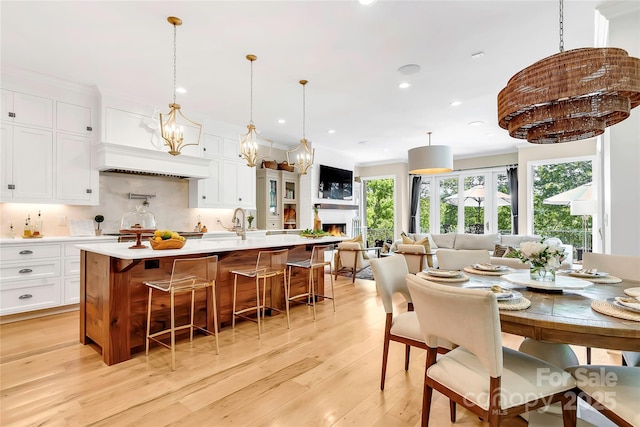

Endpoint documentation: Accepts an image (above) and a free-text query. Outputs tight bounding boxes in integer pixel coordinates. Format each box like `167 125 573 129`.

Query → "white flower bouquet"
514 239 566 281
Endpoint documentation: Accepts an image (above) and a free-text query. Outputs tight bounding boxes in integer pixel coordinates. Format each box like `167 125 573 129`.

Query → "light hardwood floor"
0 274 620 427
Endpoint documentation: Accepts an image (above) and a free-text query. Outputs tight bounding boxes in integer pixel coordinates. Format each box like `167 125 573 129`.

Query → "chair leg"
146 287 153 356
449 400 456 423
560 391 577 427
232 274 238 329
351 266 356 283
328 267 335 312
405 344 411 371
211 283 219 354
283 271 291 328
309 269 316 320
586 347 591 364
257 276 263 338
170 290 176 371
189 288 195 342
422 381 433 427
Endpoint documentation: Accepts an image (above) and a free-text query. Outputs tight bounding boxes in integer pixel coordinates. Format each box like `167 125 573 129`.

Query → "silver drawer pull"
19 250 34 255
19 294 33 300
19 268 33 274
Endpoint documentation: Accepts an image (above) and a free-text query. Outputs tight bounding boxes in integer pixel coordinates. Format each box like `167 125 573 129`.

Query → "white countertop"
0 235 118 244
76 234 345 260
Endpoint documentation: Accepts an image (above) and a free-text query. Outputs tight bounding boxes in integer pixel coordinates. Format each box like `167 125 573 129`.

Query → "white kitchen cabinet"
55 132 98 204
0 237 117 316
56 101 93 135
1 89 53 128
202 133 223 158
223 137 241 160
0 123 54 202
189 156 222 208
222 159 256 209
256 169 281 230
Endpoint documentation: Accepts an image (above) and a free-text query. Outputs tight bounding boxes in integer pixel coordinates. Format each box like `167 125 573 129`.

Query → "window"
363 177 395 246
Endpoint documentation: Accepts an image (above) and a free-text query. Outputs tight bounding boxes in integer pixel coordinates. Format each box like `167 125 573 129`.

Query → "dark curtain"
409 175 421 233
506 166 518 235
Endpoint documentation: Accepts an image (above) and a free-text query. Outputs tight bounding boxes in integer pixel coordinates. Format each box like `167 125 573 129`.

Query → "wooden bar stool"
231 249 289 337
286 243 335 320
144 255 219 371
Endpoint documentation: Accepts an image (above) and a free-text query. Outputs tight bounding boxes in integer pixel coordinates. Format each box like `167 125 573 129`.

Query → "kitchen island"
77 234 345 365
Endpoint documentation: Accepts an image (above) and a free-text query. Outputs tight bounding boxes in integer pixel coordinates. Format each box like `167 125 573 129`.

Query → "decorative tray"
149 238 185 250
502 272 593 291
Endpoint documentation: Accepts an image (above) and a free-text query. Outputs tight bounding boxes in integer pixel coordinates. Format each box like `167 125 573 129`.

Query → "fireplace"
323 223 346 236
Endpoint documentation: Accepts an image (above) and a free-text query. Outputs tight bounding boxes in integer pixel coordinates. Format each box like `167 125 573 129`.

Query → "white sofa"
390 232 573 269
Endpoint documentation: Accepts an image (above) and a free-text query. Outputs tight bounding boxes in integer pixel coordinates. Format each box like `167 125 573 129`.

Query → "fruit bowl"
149 238 186 250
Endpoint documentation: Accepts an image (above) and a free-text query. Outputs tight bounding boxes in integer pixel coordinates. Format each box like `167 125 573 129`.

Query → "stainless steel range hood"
96 143 211 179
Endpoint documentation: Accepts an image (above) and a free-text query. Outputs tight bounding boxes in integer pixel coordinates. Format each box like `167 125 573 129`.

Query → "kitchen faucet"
232 208 246 240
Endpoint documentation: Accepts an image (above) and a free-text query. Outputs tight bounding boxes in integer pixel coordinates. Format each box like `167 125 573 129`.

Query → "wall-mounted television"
318 164 353 200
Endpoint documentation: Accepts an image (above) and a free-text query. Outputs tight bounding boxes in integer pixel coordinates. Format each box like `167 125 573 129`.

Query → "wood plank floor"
0 274 620 426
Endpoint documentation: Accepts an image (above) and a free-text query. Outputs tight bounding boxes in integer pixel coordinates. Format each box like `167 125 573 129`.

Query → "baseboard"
0 304 79 324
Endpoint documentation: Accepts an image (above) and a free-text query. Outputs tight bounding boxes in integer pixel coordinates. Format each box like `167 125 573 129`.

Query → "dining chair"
406 274 577 427
582 252 640 366
231 248 289 337
435 249 490 270
565 365 640 427
286 243 335 320
334 241 370 283
144 255 219 371
396 243 432 273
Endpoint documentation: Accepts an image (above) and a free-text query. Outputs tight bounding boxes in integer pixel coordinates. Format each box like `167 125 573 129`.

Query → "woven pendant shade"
498 47 640 144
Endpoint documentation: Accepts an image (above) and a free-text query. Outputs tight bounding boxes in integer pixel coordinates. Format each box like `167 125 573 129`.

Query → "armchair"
334 241 370 283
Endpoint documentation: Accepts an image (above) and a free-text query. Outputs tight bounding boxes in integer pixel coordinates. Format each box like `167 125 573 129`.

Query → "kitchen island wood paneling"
77 235 344 365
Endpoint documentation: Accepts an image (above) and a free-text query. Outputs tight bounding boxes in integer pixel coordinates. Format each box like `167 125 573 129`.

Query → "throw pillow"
431 232 456 249
503 246 520 258
493 244 508 257
401 234 431 253
345 234 368 259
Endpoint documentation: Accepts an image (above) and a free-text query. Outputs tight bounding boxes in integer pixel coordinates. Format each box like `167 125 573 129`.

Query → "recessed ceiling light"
398 82 411 89
397 64 421 75
450 101 462 107
358 141 368 145
471 51 485 59
176 87 187 94
328 129 335 134
278 119 286 124
468 121 484 126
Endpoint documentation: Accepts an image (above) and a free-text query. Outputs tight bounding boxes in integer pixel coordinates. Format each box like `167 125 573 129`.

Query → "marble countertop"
76 234 345 260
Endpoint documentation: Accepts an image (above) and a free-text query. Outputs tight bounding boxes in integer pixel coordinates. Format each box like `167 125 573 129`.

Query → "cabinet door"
237 162 256 209
191 157 222 208
0 123 14 200
56 132 97 203
222 160 240 206
202 134 222 158
223 137 240 160
3 90 54 128
56 101 92 135
2 125 53 201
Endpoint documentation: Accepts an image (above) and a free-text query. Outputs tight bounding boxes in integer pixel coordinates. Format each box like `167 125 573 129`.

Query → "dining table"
418 267 640 352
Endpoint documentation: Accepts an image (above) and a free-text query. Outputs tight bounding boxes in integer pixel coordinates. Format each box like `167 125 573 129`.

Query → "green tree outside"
365 178 395 244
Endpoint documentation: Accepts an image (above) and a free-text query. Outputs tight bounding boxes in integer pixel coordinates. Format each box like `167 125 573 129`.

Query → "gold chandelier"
286 80 315 175
497 0 640 144
239 54 272 167
159 16 202 156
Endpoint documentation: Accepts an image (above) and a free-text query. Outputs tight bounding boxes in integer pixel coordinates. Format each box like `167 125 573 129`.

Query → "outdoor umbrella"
445 185 511 224
543 182 593 205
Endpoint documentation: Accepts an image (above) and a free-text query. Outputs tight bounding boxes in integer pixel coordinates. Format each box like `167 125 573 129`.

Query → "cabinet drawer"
0 259 61 282
1 244 61 261
64 242 81 257
0 279 61 315
64 258 80 276
266 220 280 230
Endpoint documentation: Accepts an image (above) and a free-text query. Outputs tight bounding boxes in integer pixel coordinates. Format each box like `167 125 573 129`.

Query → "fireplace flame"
325 225 345 236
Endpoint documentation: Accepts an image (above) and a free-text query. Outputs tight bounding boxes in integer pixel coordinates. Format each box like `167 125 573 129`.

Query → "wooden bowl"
149 238 185 250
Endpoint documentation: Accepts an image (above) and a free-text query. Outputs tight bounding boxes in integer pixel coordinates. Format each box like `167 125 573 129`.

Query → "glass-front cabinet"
256 169 299 230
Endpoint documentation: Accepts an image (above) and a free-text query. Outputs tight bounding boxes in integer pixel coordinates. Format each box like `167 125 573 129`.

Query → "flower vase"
530 265 556 282
313 209 322 232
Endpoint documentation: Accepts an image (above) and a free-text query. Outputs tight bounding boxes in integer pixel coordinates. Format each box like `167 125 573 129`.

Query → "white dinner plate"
423 269 462 278
613 296 640 313
607 297 640 313
569 271 609 278
502 273 593 290
468 287 522 301
472 263 509 272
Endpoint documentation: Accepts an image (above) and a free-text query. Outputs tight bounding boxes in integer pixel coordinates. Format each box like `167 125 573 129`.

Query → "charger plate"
503 272 593 291
498 297 531 311
624 287 640 297
558 271 622 284
464 266 513 276
591 300 640 322
417 271 469 283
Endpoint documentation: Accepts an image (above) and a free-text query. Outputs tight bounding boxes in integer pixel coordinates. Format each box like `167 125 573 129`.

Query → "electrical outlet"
57 216 66 226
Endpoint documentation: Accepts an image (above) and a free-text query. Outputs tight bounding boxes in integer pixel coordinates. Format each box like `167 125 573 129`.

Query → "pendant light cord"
302 83 306 140
559 0 564 53
250 59 254 124
172 23 177 104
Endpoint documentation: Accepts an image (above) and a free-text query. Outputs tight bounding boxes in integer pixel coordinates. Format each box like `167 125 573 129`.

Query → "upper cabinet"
256 169 299 230
0 84 98 205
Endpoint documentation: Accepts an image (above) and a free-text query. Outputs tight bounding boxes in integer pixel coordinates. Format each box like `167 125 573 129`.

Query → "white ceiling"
1 0 608 166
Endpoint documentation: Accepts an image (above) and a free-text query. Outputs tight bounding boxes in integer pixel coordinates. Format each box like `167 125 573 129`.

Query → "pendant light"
286 80 315 175
239 54 272 167
159 16 202 156
498 0 640 144
408 132 453 175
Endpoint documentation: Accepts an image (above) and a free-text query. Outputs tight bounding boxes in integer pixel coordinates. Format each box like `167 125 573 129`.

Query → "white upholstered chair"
435 249 490 270
582 252 640 367
396 243 431 273
370 255 425 390
334 241 370 283
406 274 577 427
565 365 640 427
